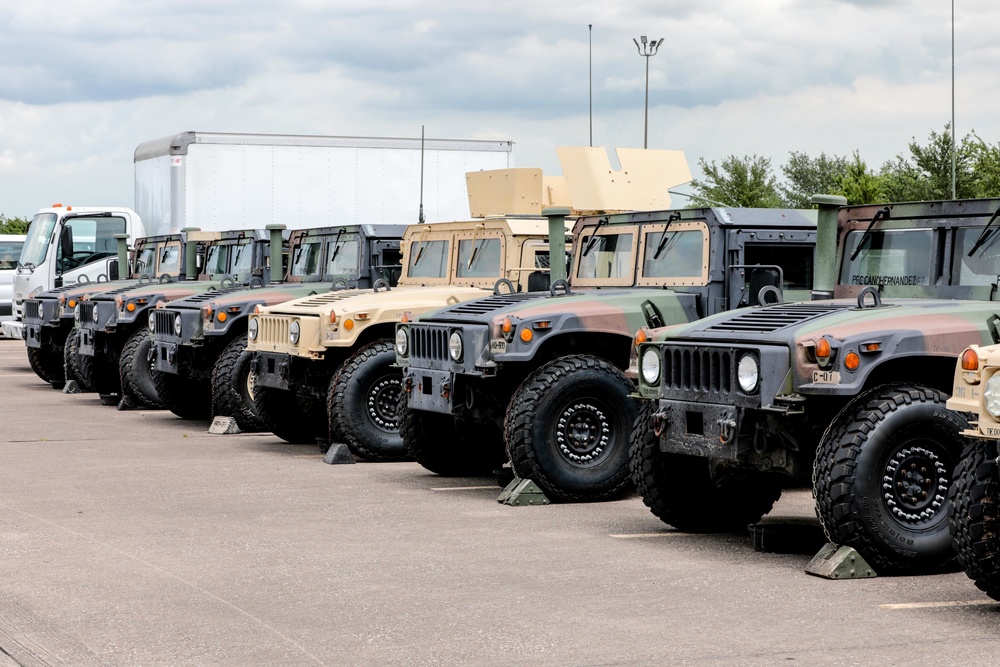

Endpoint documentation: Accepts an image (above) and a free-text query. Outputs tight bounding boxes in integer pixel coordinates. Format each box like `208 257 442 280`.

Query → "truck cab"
4 205 143 340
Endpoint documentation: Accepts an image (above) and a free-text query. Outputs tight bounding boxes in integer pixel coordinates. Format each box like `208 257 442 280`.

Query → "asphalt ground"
1 337 999 666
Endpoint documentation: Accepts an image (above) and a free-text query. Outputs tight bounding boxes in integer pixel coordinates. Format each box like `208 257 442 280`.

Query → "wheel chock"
62 380 81 394
208 417 240 435
805 543 876 579
323 443 356 465
116 394 139 411
497 477 550 506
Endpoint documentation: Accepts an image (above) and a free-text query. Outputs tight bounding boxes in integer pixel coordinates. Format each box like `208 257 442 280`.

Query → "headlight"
74 305 81 323
173 314 182 336
93 304 100 323
248 317 259 341
449 331 463 361
148 313 155 333
641 348 661 386
289 320 301 345
737 353 759 393
984 373 1000 419
395 327 408 356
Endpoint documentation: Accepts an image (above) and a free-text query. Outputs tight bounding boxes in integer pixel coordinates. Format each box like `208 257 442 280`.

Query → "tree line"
688 123 1000 208
0 215 29 234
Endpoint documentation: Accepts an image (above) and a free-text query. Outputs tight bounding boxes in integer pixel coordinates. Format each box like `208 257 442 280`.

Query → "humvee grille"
24 300 41 320
661 346 734 397
409 325 450 363
704 303 847 334
78 302 95 324
255 315 291 346
152 310 175 336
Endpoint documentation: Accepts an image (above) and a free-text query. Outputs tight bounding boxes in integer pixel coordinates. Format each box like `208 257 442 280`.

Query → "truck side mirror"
59 225 74 270
108 258 120 281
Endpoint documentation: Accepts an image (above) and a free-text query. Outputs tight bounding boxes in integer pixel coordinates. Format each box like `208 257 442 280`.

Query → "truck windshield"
133 245 157 277
20 213 57 266
954 227 1000 285
0 240 23 270
159 245 181 274
231 240 254 276
326 236 360 276
839 228 932 288
408 240 450 279
291 241 323 278
641 230 703 278
577 233 634 279
203 245 229 275
457 238 502 278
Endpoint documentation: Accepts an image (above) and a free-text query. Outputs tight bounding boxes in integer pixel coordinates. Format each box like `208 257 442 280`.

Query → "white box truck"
2 131 513 339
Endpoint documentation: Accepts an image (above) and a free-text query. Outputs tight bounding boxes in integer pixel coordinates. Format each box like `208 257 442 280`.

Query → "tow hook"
250 357 260 374
717 414 737 445
652 410 668 437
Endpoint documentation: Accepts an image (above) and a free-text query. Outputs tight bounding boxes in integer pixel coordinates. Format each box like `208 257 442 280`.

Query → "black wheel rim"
881 439 952 528
552 398 617 468
366 376 402 433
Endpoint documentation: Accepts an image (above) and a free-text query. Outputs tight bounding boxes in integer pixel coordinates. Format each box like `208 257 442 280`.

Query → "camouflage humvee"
76 229 283 405
148 224 404 428
632 197 1000 575
21 233 187 389
943 342 1000 599
246 215 568 456
395 206 817 501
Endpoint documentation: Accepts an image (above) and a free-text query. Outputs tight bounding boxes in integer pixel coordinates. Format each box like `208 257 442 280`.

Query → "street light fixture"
633 35 664 149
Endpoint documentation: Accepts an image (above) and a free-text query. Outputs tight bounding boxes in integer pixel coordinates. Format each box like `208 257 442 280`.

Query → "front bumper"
403 368 455 415
1 320 22 339
650 399 743 459
251 351 294 391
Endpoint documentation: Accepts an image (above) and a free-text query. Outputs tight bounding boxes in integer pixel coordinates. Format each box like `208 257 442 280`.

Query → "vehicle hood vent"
703 303 849 334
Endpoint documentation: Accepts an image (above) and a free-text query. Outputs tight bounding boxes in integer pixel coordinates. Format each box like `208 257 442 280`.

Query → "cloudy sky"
0 0 994 218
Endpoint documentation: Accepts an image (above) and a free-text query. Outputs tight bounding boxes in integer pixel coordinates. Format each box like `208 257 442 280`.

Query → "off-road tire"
328 340 407 461
211 334 263 432
27 346 64 386
813 383 963 575
253 384 325 444
506 355 636 502
399 395 506 476
630 399 783 531
64 328 94 391
118 328 163 409
949 439 1000 600
152 369 212 420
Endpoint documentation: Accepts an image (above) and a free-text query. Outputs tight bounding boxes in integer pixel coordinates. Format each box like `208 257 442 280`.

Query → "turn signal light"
962 348 980 371
520 328 533 343
502 317 512 334
344 319 355 330
815 337 832 366
217 312 227 323
844 351 860 371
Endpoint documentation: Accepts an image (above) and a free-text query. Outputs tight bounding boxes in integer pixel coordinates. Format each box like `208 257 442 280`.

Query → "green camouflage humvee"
944 340 1000 599
76 229 283 405
633 197 1000 575
148 224 405 428
395 205 817 501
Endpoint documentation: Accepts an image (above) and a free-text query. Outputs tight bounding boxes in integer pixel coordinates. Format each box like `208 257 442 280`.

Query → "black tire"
506 355 636 502
151 369 212 420
399 394 506 476
630 399 783 531
328 340 407 461
118 328 163 409
64 328 94 391
252 383 326 444
813 383 963 575
89 353 122 395
27 346 64 386
949 439 1000 600
211 334 264 432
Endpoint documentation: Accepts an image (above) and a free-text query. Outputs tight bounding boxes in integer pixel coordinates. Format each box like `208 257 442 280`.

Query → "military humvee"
632 197 1000 575
75 229 282 405
148 224 404 428
21 233 187 389
396 205 817 501
246 212 569 456
944 340 1000 599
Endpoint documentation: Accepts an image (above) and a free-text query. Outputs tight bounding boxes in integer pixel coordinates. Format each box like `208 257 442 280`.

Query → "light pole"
633 35 664 149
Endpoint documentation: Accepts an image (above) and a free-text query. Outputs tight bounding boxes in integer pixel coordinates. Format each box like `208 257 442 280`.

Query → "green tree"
779 151 850 208
0 214 30 234
835 152 885 205
879 123 977 202
967 131 1000 198
689 155 783 208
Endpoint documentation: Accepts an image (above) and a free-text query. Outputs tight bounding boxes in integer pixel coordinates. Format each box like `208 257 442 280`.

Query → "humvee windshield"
326 236 360 276
159 245 181 274
954 227 1000 286
408 240 449 279
231 240 254 275
746 243 814 290
839 229 932 288
577 233 635 279
291 241 323 279
457 238 501 278
641 229 703 278
134 246 158 277
203 245 229 275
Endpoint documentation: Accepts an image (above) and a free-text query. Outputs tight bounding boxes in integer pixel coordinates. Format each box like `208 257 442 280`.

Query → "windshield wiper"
581 216 610 257
849 207 891 262
652 212 682 260
968 205 1000 257
329 228 346 263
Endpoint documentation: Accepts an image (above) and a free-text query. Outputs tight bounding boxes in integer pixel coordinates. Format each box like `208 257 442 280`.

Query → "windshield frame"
19 213 57 267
